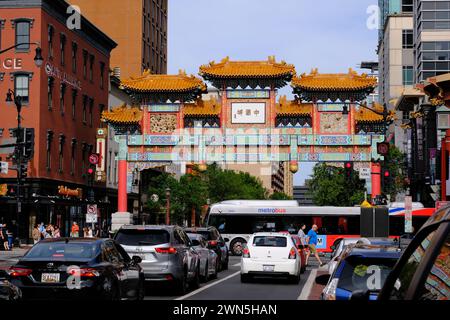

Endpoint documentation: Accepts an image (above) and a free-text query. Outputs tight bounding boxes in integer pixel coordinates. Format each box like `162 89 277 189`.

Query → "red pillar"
118 160 128 212
371 162 381 199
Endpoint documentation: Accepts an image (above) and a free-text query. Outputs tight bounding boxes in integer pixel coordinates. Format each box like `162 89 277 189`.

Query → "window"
71 89 77 120
71 42 77 73
81 142 87 175
14 74 29 104
46 130 54 171
402 0 413 12
100 62 105 89
89 54 94 82
58 134 65 173
60 83 66 115
60 34 66 66
89 98 94 127
15 20 30 51
402 30 413 49
48 25 54 58
70 138 77 176
47 77 54 110
402 66 414 85
82 50 88 79
82 95 87 124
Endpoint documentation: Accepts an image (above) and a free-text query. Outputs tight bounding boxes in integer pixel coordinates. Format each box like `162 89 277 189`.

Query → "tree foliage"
383 145 407 200
307 163 365 206
269 192 293 200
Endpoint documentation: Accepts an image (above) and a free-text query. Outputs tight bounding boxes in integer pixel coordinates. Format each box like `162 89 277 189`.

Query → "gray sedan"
186 233 219 282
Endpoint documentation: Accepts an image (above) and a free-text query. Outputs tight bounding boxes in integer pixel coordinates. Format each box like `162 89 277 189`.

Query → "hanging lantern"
289 161 299 173
197 163 207 172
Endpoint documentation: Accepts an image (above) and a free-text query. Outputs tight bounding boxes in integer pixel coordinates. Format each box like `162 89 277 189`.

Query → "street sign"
86 204 98 223
0 161 8 174
89 153 99 165
359 167 371 180
405 196 413 233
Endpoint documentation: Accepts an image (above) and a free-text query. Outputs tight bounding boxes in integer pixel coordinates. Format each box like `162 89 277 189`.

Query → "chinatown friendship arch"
101 56 391 224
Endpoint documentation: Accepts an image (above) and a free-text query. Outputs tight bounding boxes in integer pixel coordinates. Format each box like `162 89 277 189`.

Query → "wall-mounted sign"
96 128 106 179
45 62 81 90
227 90 270 99
58 186 83 199
148 104 180 112
231 102 266 124
1 58 23 70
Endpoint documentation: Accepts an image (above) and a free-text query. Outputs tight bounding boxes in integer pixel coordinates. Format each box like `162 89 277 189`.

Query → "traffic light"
19 163 28 179
382 168 392 187
23 128 35 160
344 161 353 179
9 127 24 141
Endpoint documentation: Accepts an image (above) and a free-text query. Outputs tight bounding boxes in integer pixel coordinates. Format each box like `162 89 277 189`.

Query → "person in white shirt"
297 223 307 246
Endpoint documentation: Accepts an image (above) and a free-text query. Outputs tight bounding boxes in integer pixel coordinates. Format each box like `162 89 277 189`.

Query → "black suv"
184 226 229 271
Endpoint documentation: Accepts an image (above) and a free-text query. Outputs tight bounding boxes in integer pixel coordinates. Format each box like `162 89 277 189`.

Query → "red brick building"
0 0 116 241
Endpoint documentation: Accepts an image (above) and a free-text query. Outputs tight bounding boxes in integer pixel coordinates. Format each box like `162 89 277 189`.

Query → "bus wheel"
230 238 246 256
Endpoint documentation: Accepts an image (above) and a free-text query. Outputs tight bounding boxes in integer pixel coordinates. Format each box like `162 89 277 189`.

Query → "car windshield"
187 230 211 240
24 242 100 260
338 256 398 292
253 236 287 247
115 229 170 246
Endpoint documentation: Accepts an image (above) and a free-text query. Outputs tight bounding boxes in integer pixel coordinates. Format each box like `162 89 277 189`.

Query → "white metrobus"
205 200 435 255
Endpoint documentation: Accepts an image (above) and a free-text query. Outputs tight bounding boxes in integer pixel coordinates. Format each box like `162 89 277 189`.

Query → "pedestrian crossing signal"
0 184 7 196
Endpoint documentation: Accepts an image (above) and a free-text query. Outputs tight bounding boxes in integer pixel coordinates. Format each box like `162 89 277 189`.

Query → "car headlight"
323 278 338 300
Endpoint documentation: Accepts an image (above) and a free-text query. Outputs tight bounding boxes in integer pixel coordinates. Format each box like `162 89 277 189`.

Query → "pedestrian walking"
1 224 10 251
86 227 93 238
297 223 307 246
32 224 41 244
93 224 100 238
53 226 61 238
305 224 325 267
70 222 79 237
38 222 45 240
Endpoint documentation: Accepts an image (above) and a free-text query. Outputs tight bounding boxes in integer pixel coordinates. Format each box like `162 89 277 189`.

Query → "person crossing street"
305 224 325 267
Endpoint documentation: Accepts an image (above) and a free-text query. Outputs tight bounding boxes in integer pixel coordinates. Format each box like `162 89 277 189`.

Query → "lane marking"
297 269 317 300
175 271 241 301
233 262 240 267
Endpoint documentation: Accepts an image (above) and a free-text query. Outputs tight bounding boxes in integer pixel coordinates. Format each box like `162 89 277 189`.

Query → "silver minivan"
114 225 201 294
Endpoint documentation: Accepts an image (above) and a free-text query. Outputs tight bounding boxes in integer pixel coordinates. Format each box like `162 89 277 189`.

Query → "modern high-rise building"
378 0 414 153
69 0 168 78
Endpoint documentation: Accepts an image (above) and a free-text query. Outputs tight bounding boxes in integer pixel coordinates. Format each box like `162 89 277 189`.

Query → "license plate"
41 273 60 283
263 265 274 272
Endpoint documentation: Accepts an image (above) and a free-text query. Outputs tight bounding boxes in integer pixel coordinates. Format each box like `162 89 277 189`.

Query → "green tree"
307 163 365 206
269 192 293 200
383 145 407 200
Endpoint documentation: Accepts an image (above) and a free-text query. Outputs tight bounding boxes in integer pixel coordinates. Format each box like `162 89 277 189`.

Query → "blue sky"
168 0 379 186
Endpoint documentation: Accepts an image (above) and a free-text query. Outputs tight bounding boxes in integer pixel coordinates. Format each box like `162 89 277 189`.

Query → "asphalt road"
145 256 325 300
1 251 327 300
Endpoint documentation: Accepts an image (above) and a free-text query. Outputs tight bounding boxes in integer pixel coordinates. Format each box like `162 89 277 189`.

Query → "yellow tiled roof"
292 68 377 91
276 96 313 116
355 102 395 123
120 69 207 93
199 56 296 79
184 97 221 116
101 104 143 124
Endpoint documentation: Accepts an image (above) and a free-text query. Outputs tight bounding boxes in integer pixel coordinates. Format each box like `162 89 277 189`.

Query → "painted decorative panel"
227 90 270 99
319 112 348 133
148 104 180 112
150 114 177 133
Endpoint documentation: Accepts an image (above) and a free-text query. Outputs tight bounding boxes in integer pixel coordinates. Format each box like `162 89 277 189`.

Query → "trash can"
7 234 14 249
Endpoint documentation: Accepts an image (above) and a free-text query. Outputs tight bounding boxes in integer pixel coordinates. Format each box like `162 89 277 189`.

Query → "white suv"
240 232 301 283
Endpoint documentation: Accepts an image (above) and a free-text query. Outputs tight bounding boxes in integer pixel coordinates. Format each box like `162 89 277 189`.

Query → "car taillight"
288 247 297 259
155 247 177 254
8 267 33 277
67 267 100 278
209 240 218 246
242 248 250 258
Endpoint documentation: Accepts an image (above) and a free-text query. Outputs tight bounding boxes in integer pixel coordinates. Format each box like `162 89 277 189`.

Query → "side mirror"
350 290 371 301
330 245 336 251
131 255 142 264
315 274 331 286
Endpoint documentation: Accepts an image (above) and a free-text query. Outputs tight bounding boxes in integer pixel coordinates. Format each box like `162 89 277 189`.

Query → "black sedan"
184 227 229 271
8 238 144 300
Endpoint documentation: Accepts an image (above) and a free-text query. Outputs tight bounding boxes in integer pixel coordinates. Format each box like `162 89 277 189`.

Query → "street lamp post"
165 187 171 225
2 43 43 246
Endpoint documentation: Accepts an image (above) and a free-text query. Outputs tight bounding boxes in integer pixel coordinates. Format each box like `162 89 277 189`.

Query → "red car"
286 234 307 274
